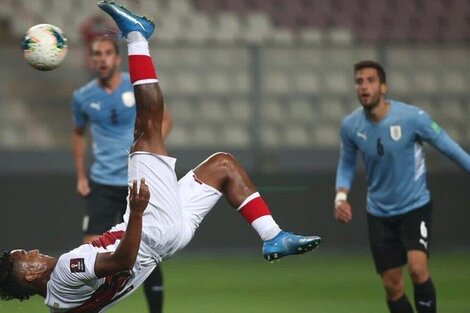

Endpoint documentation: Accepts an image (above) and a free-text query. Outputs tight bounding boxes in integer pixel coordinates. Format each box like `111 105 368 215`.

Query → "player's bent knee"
408 265 429 283
207 152 237 169
381 272 404 299
383 280 404 299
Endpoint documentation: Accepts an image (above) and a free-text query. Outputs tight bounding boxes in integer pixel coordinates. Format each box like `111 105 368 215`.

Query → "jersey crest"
121 91 135 107
390 125 402 141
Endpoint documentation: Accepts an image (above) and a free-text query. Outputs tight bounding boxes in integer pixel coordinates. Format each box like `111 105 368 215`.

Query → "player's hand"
77 177 91 197
334 201 353 223
129 178 150 215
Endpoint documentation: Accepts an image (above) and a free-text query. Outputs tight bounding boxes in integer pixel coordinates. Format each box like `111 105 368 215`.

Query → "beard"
359 93 381 112
98 66 116 81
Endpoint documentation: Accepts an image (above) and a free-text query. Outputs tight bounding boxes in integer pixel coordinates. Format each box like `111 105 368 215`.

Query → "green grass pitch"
1 252 469 313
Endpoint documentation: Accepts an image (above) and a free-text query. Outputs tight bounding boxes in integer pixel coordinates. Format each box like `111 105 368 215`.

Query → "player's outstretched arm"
94 178 149 278
416 110 470 172
431 131 470 173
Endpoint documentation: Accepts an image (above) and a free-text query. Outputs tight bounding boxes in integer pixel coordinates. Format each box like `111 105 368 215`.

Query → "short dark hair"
0 250 35 301
354 60 386 83
89 36 120 55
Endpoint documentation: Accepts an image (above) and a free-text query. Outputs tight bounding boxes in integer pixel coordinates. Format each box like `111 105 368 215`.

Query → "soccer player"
71 35 171 312
0 2 321 312
334 60 470 313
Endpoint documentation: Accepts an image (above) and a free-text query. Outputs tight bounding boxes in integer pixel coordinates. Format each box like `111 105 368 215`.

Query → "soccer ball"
22 24 68 71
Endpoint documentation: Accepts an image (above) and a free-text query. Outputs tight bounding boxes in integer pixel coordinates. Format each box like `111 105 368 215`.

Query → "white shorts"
122 152 222 262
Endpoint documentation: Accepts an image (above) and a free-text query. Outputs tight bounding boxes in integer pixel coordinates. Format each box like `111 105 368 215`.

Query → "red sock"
237 192 271 223
237 192 281 241
128 55 158 85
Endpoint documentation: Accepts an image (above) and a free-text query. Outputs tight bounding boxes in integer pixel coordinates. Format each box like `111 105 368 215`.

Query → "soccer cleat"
262 231 321 261
97 0 155 39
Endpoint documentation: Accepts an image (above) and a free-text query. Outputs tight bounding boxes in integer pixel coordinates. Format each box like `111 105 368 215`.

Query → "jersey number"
110 109 118 125
377 138 384 156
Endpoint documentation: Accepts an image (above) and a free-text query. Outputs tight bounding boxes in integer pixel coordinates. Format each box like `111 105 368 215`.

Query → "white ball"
22 24 68 71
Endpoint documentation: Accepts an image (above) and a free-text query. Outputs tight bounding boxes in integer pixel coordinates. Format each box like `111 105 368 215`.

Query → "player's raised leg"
97 3 166 313
98 0 166 155
192 152 321 261
98 0 321 262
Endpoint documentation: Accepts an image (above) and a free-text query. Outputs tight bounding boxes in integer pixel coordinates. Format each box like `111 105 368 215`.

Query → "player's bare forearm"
94 179 149 277
71 127 87 179
72 128 91 195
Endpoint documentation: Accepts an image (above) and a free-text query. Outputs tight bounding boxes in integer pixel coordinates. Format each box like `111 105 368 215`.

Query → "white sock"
127 31 149 56
251 216 281 241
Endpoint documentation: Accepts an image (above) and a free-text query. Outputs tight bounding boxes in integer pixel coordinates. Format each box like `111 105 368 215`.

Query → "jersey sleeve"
71 91 88 128
414 109 443 143
335 118 358 190
416 109 470 173
55 249 98 286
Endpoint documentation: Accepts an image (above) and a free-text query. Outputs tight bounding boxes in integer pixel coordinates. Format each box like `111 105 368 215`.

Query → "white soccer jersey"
123 152 222 260
45 152 222 312
45 228 156 313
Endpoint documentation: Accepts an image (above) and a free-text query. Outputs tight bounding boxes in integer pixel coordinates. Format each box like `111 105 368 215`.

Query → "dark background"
0 0 469 257
1 150 467 256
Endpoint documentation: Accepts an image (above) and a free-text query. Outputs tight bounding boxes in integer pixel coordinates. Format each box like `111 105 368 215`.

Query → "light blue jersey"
72 73 135 186
336 100 470 217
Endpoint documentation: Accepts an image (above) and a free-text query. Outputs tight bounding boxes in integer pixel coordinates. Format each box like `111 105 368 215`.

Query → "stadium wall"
0 158 468 255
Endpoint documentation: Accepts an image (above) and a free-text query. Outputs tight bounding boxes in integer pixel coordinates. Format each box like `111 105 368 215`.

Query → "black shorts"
367 201 432 273
83 180 128 235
